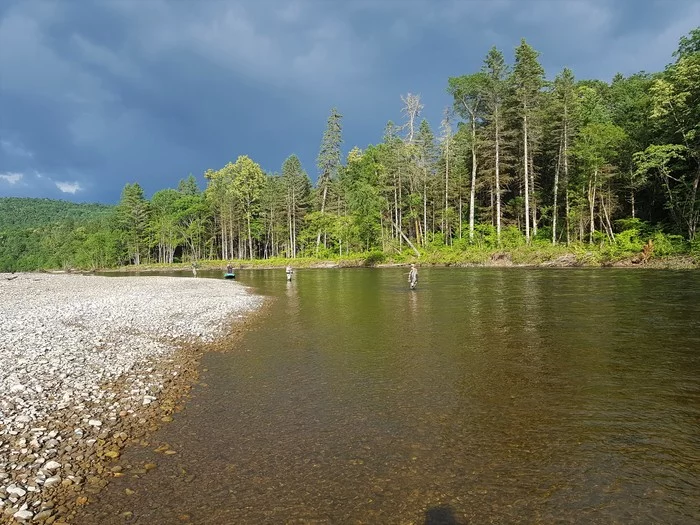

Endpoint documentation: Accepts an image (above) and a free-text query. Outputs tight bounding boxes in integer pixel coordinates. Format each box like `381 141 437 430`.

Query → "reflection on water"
80 268 700 524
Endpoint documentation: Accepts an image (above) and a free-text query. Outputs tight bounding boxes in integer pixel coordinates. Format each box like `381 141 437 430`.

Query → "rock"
43 461 61 472
44 476 61 488
88 420 102 428
6 485 27 497
34 509 54 521
13 509 33 521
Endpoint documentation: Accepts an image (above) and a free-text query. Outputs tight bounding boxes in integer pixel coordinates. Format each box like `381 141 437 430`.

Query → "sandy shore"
0 273 262 523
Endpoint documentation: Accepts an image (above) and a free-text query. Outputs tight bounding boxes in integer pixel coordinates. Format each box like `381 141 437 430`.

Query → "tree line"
1 29 698 271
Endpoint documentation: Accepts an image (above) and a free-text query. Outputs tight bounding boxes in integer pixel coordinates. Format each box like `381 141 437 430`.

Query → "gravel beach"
0 273 262 523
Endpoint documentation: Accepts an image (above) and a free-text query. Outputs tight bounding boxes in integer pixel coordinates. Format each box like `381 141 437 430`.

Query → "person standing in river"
408 264 418 290
286 265 293 281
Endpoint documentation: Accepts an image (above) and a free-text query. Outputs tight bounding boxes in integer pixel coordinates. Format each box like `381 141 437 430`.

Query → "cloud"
0 172 24 184
70 33 140 80
0 0 698 205
54 181 83 194
103 0 375 92
1 140 33 158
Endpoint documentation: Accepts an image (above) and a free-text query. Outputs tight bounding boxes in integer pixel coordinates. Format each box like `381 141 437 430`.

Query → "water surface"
80 268 700 524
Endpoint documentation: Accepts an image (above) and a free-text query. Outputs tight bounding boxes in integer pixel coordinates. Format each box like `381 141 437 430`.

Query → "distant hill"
0 197 114 230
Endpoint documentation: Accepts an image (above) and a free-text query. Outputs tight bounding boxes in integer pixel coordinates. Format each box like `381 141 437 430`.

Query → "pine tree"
316 107 343 251
512 39 545 242
117 183 149 265
282 154 311 257
482 47 509 244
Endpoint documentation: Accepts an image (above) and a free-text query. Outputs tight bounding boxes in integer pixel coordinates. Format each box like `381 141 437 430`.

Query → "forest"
1 29 698 272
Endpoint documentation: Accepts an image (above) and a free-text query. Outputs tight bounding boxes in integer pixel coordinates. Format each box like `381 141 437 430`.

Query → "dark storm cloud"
0 0 697 203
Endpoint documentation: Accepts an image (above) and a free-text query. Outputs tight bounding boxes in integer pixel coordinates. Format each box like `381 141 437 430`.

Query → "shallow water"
79 268 700 524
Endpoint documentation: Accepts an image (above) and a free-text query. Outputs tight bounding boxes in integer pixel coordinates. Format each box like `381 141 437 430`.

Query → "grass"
101 242 697 273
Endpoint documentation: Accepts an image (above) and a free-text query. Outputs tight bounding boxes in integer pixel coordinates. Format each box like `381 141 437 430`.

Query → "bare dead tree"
400 93 423 144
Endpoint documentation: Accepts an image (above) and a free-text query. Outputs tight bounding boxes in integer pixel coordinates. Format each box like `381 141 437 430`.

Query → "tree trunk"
600 192 615 242
523 110 530 243
316 180 329 252
552 135 562 244
588 170 597 244
423 177 428 246
495 113 502 244
469 118 477 242
392 219 421 257
530 155 537 237
444 137 449 242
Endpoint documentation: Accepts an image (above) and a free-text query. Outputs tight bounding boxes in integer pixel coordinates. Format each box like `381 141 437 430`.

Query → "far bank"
97 247 699 274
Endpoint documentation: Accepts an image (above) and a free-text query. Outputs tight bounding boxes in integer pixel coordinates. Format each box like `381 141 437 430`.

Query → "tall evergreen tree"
282 154 311 257
117 183 149 265
482 47 509 244
550 67 578 244
316 107 343 251
416 119 437 245
512 39 546 242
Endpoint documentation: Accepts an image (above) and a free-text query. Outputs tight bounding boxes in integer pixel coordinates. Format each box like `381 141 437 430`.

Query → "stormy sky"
0 0 698 204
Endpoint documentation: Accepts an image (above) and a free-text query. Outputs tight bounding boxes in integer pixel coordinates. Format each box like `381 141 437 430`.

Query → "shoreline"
94 252 698 273
0 274 264 524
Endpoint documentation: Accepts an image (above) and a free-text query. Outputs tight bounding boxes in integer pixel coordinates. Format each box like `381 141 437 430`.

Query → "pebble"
43 461 61 472
0 273 262 522
12 509 33 521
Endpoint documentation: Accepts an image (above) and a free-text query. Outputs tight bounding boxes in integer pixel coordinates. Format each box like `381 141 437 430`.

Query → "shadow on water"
425 505 466 525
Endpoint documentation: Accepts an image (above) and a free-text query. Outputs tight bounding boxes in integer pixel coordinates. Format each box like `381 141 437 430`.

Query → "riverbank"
0 274 263 524
100 250 698 273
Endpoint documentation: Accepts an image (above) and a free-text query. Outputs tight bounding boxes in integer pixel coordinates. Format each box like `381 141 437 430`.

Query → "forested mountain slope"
0 197 112 229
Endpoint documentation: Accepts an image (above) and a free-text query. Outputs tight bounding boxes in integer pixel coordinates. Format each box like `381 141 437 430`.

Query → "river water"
79 268 700 524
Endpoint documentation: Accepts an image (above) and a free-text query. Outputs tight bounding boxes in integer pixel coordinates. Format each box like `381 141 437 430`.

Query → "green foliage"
0 197 111 229
4 28 700 271
363 250 385 266
177 174 200 195
472 224 500 248
501 226 527 248
615 218 653 236
614 229 644 253
690 237 700 256
650 232 686 256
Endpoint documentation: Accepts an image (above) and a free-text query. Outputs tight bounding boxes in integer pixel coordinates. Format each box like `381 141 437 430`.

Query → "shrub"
472 224 499 248
690 237 700 257
650 232 686 256
534 226 553 242
614 229 644 253
363 250 385 266
501 226 526 248
615 218 653 236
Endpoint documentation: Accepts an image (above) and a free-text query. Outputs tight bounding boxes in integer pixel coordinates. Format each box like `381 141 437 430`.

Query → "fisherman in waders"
286 265 293 281
226 262 233 274
408 263 418 290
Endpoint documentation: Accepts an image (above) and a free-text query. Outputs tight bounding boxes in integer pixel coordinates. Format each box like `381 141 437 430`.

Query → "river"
78 268 700 524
